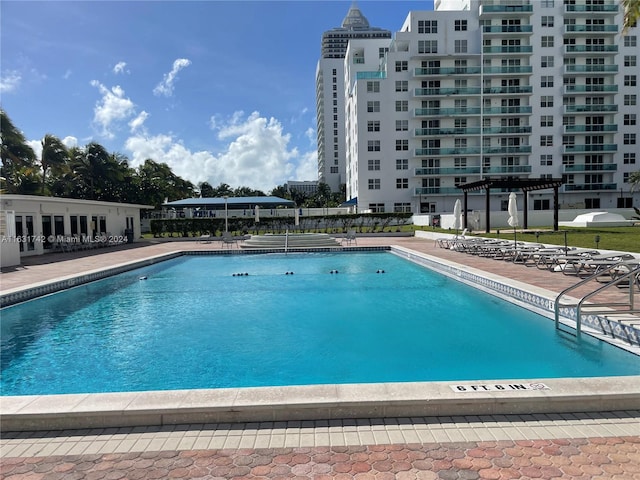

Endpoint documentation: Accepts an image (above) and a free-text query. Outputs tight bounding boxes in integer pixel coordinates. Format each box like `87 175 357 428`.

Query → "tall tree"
623 0 640 33
629 171 640 192
198 181 215 198
0 109 37 193
40 134 69 195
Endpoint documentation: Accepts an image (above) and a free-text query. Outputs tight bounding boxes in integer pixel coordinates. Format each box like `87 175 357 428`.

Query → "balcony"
564 183 617 192
414 87 481 96
483 66 533 75
415 187 466 195
564 24 618 34
483 85 532 94
483 106 532 115
484 146 532 155
415 107 481 116
483 25 533 34
356 71 386 80
563 163 618 173
480 4 533 14
415 147 482 156
564 84 618 93
564 104 618 113
483 126 532 135
563 124 617 133
483 45 533 54
565 4 618 13
415 67 481 76
565 45 618 54
563 144 617 153
564 65 618 74
415 127 481 136
415 167 481 176
482 165 532 174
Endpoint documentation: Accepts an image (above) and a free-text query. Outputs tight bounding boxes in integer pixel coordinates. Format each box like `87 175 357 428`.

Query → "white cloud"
61 136 78 149
63 70 72 80
125 111 317 192
129 111 149 133
0 70 21 93
113 61 128 74
153 58 191 97
90 80 136 139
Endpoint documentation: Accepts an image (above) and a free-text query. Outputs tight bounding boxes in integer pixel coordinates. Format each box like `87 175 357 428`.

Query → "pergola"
457 178 565 233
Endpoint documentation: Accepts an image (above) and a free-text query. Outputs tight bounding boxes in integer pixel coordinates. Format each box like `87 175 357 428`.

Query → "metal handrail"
554 261 640 336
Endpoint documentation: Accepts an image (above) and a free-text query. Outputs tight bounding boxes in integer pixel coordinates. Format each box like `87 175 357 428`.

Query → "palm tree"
0 109 37 193
40 134 69 195
623 0 640 33
629 171 640 192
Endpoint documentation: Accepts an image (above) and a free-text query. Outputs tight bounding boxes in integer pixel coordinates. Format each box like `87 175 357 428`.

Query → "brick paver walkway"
2 235 639 479
3 438 640 479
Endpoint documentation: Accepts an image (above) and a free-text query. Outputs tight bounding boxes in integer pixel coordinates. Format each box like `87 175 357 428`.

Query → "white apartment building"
343 0 639 215
316 4 391 192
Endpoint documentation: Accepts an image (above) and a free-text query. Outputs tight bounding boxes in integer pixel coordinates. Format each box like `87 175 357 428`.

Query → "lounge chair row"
437 235 640 288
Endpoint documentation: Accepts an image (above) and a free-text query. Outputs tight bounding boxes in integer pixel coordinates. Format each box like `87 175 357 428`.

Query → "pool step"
241 233 341 249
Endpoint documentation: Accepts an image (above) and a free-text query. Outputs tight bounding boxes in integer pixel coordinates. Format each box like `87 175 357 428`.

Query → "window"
624 36 637 47
541 0 554 7
367 101 380 112
395 100 408 112
396 158 408 170
394 203 411 213
395 120 408 131
540 135 553 146
395 80 408 92
624 153 636 164
367 121 380 132
418 40 438 54
541 116 553 127
541 16 554 27
624 133 636 145
624 75 637 87
534 199 551 210
367 140 381 151
624 114 637 126
369 203 385 213
625 56 637 67
366 81 380 93
624 95 637 106
454 19 467 31
418 20 437 34
541 76 554 87
368 159 380 171
541 56 554 67
396 139 409 151
395 61 408 72
454 40 467 53
330 166 338 174
585 198 600 209
541 96 554 107
396 178 408 189
540 154 553 166
541 36 554 47
368 179 381 190
379 47 389 58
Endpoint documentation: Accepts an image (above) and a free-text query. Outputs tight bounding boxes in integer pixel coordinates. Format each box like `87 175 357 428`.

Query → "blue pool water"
2 252 639 396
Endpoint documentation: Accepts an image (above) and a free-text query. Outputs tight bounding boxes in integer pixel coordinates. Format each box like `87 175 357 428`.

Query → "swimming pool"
2 251 639 396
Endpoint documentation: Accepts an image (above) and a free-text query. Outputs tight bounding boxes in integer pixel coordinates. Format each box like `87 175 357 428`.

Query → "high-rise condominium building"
315 3 391 192
343 0 639 215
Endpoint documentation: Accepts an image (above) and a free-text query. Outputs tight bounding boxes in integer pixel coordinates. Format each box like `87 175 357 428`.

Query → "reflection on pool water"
2 252 639 396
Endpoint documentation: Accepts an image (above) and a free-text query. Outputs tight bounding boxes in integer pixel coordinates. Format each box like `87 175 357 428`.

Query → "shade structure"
452 199 462 233
255 205 260 223
507 192 519 228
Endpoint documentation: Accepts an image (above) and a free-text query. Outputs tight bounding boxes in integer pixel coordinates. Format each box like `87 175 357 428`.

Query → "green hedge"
150 213 413 237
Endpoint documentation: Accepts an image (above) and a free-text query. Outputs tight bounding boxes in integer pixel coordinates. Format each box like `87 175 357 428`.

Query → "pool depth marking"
451 383 551 392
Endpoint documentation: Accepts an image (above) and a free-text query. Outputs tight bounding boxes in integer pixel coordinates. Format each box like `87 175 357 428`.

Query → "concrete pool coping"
2 244 639 432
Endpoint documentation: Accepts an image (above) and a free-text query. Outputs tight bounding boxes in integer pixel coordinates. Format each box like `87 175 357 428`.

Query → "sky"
1 0 434 193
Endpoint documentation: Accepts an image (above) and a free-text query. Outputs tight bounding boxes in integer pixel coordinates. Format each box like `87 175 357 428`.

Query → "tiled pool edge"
390 246 640 349
2 376 639 432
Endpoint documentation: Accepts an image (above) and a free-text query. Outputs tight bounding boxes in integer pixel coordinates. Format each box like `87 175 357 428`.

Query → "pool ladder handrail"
554 261 640 338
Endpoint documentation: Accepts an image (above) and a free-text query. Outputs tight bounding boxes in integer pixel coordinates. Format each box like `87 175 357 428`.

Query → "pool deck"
1 235 639 478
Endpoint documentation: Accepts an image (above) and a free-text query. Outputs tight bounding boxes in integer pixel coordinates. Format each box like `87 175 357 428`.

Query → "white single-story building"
0 195 153 267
